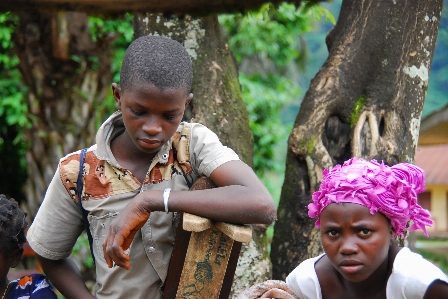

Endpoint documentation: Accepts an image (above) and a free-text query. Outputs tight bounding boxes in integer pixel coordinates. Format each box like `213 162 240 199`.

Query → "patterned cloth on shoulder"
4 274 57 299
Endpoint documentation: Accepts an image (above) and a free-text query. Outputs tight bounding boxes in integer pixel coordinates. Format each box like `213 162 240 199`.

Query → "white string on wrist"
163 188 171 214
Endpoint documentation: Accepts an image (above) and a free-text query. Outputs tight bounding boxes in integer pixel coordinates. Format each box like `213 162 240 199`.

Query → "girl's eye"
327 230 339 237
359 229 371 236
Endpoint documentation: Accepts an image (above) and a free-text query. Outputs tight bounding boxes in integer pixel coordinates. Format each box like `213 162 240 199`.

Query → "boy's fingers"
103 234 118 268
103 243 113 268
122 229 139 250
103 231 131 269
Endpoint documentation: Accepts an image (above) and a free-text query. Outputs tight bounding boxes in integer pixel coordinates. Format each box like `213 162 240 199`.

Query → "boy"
27 35 276 299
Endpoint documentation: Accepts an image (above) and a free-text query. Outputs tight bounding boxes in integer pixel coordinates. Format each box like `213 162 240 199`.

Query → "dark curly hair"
120 35 193 94
0 194 27 256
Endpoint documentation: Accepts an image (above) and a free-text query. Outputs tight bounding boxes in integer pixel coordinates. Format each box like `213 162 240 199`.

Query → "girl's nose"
339 236 359 255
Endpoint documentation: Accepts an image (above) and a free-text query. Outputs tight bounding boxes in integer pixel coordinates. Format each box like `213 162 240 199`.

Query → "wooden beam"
419 105 448 145
1 0 305 16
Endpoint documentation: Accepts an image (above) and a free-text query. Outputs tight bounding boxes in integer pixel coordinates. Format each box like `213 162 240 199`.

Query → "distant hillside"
282 0 448 124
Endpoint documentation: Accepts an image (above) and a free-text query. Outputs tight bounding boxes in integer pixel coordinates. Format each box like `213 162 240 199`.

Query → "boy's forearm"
138 161 277 224
154 186 276 224
36 255 95 299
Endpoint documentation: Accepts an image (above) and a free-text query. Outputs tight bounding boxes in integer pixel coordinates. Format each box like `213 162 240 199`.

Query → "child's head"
318 202 393 282
0 194 27 269
119 35 193 95
308 158 432 237
113 35 194 156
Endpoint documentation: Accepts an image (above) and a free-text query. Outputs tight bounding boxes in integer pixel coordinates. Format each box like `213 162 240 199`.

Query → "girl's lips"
339 264 363 274
338 260 363 274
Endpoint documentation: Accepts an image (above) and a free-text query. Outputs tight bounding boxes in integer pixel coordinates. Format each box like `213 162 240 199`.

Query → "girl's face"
0 249 22 285
113 82 192 155
320 203 392 282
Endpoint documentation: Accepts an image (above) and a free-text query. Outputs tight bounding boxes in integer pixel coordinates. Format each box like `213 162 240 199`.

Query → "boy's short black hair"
0 194 27 256
120 35 193 94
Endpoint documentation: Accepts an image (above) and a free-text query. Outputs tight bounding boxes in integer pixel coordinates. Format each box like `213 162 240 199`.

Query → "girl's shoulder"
285 254 325 299
6 274 57 298
387 247 448 298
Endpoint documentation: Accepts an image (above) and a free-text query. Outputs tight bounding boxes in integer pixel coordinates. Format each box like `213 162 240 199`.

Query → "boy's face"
113 82 192 156
319 203 392 283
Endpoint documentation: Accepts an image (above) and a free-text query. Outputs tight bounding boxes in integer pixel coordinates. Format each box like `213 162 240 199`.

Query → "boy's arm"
36 254 95 299
103 160 276 269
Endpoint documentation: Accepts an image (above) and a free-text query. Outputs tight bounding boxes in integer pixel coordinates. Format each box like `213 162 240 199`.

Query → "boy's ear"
185 93 193 107
112 83 122 111
9 248 23 268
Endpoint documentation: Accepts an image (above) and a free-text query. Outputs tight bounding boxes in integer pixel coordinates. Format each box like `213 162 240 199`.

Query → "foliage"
88 14 134 126
88 14 134 83
219 2 335 67
416 248 448 274
0 12 28 199
0 12 29 137
72 232 95 269
349 96 365 128
219 2 335 195
0 12 135 199
423 0 448 118
239 73 299 175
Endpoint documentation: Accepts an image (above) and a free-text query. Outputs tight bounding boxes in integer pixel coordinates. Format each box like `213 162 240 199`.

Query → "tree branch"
1 0 307 17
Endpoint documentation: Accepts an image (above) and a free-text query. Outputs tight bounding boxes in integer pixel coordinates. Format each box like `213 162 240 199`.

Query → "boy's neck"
110 131 157 183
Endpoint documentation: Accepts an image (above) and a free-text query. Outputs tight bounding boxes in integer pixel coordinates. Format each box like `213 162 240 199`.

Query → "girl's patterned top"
4 274 57 299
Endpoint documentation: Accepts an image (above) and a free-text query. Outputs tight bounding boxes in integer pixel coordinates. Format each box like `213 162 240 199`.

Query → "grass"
415 248 448 274
414 237 448 275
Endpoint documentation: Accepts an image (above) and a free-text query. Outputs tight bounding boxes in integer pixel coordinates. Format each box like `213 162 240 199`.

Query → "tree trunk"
13 11 114 218
271 0 443 280
134 14 271 297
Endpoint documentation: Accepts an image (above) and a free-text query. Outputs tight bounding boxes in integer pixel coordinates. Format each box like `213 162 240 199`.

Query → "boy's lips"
138 138 161 149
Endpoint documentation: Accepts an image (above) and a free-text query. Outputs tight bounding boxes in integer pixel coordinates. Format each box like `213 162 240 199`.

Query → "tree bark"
271 0 443 280
13 11 114 218
133 14 270 297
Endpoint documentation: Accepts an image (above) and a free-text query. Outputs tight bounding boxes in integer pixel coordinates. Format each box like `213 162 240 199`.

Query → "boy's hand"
102 195 151 270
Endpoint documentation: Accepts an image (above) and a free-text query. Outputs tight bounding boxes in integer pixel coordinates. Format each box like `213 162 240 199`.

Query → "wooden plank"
175 228 234 298
162 213 191 299
183 213 212 232
214 221 252 244
162 177 252 298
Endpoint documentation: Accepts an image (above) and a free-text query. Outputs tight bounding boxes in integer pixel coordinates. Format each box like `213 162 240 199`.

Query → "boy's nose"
142 117 162 135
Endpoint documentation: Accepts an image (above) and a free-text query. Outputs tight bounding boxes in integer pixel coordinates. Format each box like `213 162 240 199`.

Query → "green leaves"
0 12 29 133
219 2 335 200
220 2 334 177
240 73 299 175
88 14 134 83
219 2 334 66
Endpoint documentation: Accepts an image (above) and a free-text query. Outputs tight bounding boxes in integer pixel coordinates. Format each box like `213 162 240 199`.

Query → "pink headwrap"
308 158 433 237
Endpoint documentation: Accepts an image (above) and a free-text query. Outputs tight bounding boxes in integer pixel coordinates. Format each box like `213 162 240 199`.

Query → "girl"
237 158 448 299
0 194 57 299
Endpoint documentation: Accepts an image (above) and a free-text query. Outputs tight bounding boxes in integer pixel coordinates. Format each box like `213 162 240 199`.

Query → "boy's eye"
130 108 144 116
165 114 179 120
